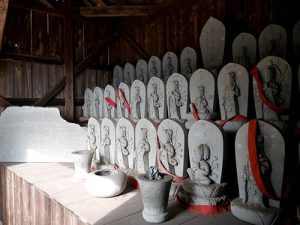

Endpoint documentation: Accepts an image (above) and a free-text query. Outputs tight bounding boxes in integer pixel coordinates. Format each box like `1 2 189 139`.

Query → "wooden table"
0 163 250 225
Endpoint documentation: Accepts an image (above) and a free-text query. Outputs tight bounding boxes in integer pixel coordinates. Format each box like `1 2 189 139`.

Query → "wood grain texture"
0 0 9 51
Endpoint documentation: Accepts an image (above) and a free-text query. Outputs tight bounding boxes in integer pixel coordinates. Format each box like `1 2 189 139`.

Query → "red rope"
118 88 131 114
104 97 117 108
218 114 248 127
190 103 200 121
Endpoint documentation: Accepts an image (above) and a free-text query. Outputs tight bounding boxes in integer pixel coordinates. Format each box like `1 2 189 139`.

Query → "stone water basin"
85 169 127 198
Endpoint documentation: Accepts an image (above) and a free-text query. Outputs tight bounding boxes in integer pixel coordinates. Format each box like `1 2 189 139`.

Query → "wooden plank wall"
0 165 89 225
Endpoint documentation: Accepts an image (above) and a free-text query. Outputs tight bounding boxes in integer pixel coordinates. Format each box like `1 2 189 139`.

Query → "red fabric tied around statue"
118 88 131 114
104 97 117 108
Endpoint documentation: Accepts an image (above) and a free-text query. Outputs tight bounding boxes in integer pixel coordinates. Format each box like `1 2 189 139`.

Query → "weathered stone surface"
100 118 117 165
82 88 94 118
113 65 123 88
92 87 103 118
180 47 197 79
163 51 178 83
136 59 148 84
117 82 131 118
0 106 87 162
124 63 135 85
104 85 117 118
130 80 147 120
148 55 162 79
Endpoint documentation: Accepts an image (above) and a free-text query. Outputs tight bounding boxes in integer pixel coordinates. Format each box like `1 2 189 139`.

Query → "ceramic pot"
71 150 94 179
138 174 173 223
85 169 127 197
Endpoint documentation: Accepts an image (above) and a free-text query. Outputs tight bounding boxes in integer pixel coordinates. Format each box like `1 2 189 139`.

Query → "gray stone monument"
92 87 103 118
180 46 197 79
130 79 147 121
232 32 257 70
166 73 188 120
253 56 292 128
124 63 135 86
178 120 227 207
82 88 94 118
200 17 225 75
189 68 215 121
218 63 249 120
136 59 148 84
104 85 117 118
148 55 162 79
116 118 135 170
100 118 117 165
232 120 285 225
157 119 188 178
135 119 158 174
0 107 87 162
87 117 101 162
163 51 178 83
259 24 287 60
117 82 131 118
113 65 123 88
147 77 166 121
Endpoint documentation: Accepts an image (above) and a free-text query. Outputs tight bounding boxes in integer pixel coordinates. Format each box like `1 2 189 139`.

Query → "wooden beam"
33 33 118 108
0 95 13 109
38 0 55 9
80 5 151 17
120 31 149 58
0 0 9 51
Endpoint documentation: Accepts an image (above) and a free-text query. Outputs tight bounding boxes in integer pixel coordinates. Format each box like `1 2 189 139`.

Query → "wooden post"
64 15 74 122
0 0 9 51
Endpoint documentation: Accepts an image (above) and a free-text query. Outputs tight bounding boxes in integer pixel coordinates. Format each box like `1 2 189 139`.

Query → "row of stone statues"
112 18 300 89
83 55 292 130
87 116 286 225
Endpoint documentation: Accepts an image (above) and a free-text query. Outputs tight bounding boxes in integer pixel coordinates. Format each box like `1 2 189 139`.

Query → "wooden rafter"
80 5 151 17
120 31 149 58
38 0 55 9
0 0 9 51
0 95 13 109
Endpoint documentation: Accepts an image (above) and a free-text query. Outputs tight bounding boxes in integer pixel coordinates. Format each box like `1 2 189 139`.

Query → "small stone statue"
118 126 129 167
166 56 174 77
137 68 144 82
137 128 151 173
150 83 161 119
101 126 111 164
187 144 212 185
169 80 183 118
195 85 211 118
146 166 163 180
223 71 240 119
105 89 112 118
183 58 193 77
132 86 142 119
150 60 158 77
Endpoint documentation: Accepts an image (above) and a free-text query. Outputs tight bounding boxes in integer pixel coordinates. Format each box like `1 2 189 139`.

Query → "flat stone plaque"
180 47 197 79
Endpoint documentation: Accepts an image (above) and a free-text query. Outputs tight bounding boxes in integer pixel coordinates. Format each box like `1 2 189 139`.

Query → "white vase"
71 150 94 179
138 174 173 223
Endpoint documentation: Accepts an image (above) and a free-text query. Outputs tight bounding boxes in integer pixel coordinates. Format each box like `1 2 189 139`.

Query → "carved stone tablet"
259 24 287 60
0 107 86 162
157 119 188 177
189 69 215 120
293 20 300 62
166 73 188 120
136 59 148 84
253 56 292 123
200 17 225 70
100 118 117 165
103 85 117 118
180 46 197 79
147 77 166 120
116 118 135 169
117 82 131 118
135 119 158 174
130 80 147 121
83 88 94 118
92 87 103 118
87 117 101 161
188 120 226 184
163 51 178 83
124 63 135 85
232 32 257 69
218 63 249 119
233 120 285 224
148 55 162 79
113 65 123 88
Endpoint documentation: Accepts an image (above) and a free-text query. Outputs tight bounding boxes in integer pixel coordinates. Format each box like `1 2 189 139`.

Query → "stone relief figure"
137 68 144 82
118 89 127 118
137 128 151 173
183 58 193 77
150 60 158 77
118 126 130 168
242 133 270 208
237 46 252 69
83 91 92 118
105 89 112 118
159 129 182 175
101 126 111 164
169 80 183 118
88 124 98 160
194 85 211 118
166 56 174 77
94 92 101 118
132 86 142 119
124 72 131 85
114 68 120 87
187 144 212 185
150 83 161 119
223 71 241 119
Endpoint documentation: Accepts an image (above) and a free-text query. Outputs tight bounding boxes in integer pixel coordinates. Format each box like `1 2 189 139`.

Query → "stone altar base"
231 198 281 225
177 178 229 215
